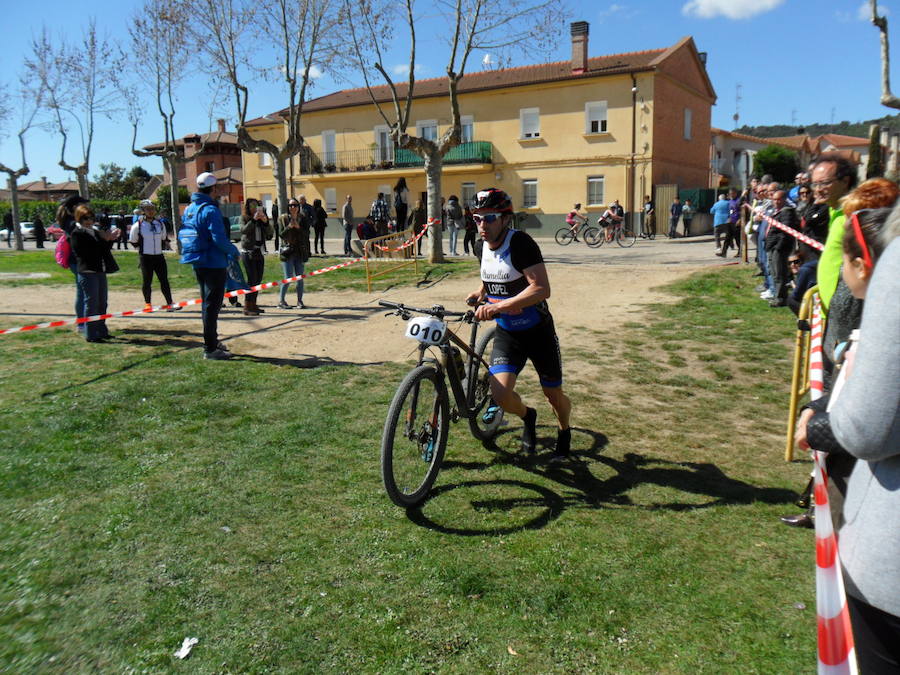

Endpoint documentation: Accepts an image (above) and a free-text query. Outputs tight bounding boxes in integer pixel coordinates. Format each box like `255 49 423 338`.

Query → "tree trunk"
274 155 289 217
167 156 182 253
76 169 90 200
424 152 445 263
7 176 24 251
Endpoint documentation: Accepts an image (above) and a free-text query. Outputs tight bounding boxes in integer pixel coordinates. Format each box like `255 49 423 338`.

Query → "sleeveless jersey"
480 228 549 331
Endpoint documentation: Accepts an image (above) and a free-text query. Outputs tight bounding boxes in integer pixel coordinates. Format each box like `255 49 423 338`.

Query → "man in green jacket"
810 154 856 312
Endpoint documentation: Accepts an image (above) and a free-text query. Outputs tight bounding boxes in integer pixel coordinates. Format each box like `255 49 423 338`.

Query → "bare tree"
345 0 563 262
871 0 900 109
0 77 43 251
194 0 343 215
126 0 211 237
26 22 122 199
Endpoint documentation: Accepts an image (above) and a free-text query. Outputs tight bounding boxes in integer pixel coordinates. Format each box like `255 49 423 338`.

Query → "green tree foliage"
90 163 153 200
737 113 900 140
752 145 800 183
867 125 885 178
156 185 190 216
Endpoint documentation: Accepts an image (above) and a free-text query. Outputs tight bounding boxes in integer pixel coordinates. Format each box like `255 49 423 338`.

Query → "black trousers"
195 267 226 352
140 254 173 305
846 594 900 673
314 227 326 253
241 249 265 304
395 204 408 232
463 229 476 254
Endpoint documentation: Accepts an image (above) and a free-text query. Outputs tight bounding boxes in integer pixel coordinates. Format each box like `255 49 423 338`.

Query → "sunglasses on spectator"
788 259 801 266
473 213 502 224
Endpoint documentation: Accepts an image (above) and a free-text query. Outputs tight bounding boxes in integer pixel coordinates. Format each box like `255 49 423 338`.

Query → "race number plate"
404 317 447 345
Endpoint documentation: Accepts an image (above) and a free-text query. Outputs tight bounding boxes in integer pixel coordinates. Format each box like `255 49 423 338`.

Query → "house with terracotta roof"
709 129 801 188
241 22 716 234
142 119 243 205
766 133 868 179
1 178 80 202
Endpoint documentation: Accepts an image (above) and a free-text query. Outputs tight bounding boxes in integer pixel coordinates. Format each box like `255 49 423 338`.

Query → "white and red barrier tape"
762 212 825 252
0 257 363 336
370 218 436 252
808 296 857 674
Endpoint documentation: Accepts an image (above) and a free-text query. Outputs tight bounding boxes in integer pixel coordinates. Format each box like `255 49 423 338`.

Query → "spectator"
312 198 328 255
32 213 46 249
370 192 389 236
410 200 427 255
56 195 89 334
68 204 120 342
341 194 354 256
709 193 729 254
130 199 178 312
668 196 682 238
723 188 741 257
764 189 798 307
463 205 478 256
811 153 857 312
239 197 273 316
787 250 818 316
393 178 409 233
3 211 12 248
642 195 654 237
179 172 240 360
681 198 694 237
794 184 813 221
446 194 463 256
277 198 310 309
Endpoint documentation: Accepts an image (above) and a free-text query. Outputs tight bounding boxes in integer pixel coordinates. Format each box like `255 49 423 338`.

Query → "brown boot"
243 299 260 316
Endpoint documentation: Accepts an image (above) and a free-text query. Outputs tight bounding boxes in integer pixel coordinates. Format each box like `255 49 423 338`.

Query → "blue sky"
1 0 897 184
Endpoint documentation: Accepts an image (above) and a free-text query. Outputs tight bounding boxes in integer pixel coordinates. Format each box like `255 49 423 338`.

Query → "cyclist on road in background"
466 187 573 462
601 199 624 241
565 203 588 240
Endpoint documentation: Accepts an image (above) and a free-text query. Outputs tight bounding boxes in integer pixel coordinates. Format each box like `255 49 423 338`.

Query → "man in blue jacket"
179 172 240 360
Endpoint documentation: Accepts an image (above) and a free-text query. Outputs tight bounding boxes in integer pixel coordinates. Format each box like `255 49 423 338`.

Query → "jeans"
668 216 679 238
195 267 226 352
140 254 173 305
448 223 459 255
70 263 85 332
280 258 305 304
757 222 771 290
77 272 109 341
343 224 353 255
241 249 265 304
682 218 692 237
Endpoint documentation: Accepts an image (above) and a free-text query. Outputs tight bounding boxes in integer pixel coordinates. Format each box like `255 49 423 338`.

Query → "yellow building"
242 22 716 235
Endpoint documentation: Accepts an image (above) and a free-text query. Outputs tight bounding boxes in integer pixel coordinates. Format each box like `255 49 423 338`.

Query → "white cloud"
308 65 323 80
681 0 785 20
391 63 426 77
859 1 889 20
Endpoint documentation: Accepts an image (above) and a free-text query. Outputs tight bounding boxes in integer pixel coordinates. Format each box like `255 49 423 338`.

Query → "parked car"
2 222 35 242
47 225 65 242
229 215 242 241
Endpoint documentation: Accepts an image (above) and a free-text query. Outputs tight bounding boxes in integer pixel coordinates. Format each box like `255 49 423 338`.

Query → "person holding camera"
277 198 311 309
240 197 274 316
69 204 120 342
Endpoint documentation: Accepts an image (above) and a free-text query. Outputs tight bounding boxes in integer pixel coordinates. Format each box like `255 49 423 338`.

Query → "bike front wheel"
555 228 575 246
583 226 603 247
616 226 637 248
466 326 505 441
381 364 450 507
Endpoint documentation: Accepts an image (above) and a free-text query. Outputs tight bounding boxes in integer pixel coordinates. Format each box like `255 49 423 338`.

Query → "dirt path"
2 237 725 366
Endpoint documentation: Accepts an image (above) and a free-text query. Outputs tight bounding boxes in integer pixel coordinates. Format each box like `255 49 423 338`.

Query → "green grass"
0 266 816 672
0 249 475 293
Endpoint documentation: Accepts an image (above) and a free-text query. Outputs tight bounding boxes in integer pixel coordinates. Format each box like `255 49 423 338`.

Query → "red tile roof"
816 133 869 147
143 129 238 152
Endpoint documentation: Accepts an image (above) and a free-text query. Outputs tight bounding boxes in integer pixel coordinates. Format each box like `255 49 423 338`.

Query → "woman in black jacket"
312 198 328 255
68 204 120 342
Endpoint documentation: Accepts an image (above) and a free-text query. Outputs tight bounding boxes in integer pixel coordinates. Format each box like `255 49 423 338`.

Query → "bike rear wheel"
555 228 575 246
381 364 449 507
616 226 637 248
583 226 603 247
466 326 505 441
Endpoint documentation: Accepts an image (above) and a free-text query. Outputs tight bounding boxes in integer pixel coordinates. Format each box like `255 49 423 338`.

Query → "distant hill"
735 113 900 139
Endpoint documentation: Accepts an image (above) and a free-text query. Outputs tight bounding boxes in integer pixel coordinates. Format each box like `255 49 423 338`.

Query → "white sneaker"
760 290 774 300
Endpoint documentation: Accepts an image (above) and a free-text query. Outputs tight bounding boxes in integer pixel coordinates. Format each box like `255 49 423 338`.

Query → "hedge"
0 199 142 224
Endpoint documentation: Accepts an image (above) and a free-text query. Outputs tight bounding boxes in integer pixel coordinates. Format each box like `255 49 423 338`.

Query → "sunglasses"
473 213 502 224
788 259 801 265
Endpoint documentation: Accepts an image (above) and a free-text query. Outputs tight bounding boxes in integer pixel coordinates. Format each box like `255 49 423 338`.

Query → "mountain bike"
587 215 637 248
555 222 602 246
378 300 505 507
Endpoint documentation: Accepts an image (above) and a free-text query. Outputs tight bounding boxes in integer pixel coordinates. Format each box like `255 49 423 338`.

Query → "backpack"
55 233 72 269
179 202 215 264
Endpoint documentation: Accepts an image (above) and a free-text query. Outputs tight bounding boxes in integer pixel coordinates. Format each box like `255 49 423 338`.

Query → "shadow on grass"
410 425 795 536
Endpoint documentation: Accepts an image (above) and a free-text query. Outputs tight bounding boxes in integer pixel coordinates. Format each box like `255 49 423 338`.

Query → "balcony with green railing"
300 141 493 175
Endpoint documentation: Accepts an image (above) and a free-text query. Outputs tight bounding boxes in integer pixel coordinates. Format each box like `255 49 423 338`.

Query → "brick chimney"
571 21 589 74
217 118 226 133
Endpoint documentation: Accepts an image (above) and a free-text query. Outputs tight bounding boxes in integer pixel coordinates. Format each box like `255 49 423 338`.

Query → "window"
378 184 392 201
520 108 540 138
260 193 273 214
374 125 392 163
258 153 271 168
461 182 476 208
587 176 605 206
322 130 336 165
205 161 216 172
585 101 608 134
324 188 337 212
683 108 692 140
522 179 538 208
460 115 474 143
416 119 437 142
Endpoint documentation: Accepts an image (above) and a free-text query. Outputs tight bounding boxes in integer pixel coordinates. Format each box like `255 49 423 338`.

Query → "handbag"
279 244 294 262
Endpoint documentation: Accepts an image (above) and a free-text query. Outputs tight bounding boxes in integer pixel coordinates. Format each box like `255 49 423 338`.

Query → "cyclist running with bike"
466 188 573 462
564 203 588 241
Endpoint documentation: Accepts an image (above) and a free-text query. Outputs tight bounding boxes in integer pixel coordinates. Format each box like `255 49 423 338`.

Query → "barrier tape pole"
808 297 857 674
762 212 825 252
0 256 364 336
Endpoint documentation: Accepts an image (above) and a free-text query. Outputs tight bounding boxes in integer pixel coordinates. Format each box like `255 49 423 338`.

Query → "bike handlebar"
378 299 475 322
